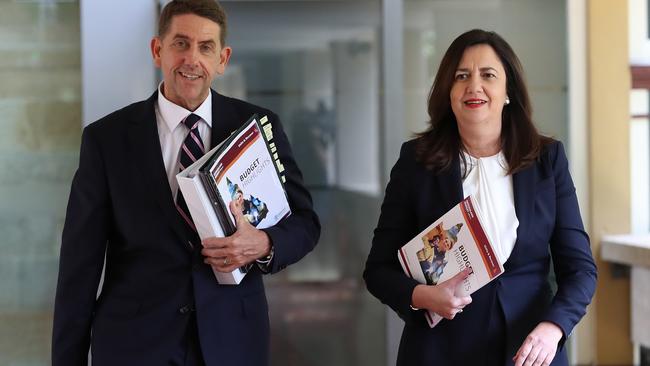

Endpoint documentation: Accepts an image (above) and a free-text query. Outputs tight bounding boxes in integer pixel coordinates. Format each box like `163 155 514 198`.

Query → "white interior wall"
81 0 157 126
628 0 650 234
630 111 650 235
332 39 380 195
630 0 650 65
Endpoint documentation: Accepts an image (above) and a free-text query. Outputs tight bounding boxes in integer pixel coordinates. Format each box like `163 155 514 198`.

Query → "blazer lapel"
508 163 537 267
210 91 242 148
127 92 192 250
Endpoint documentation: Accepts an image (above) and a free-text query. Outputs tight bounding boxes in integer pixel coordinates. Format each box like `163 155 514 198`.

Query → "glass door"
219 1 386 365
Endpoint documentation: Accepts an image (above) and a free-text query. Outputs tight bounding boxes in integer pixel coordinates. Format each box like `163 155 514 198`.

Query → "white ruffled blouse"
461 151 519 265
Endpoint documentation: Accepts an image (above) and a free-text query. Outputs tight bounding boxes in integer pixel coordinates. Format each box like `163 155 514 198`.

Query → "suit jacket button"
179 305 191 314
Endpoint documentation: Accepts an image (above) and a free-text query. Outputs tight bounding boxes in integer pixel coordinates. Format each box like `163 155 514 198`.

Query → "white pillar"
81 0 158 126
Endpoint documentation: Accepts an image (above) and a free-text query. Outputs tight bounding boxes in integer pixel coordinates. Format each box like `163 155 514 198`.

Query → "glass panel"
219 1 385 365
0 1 81 365
403 0 568 142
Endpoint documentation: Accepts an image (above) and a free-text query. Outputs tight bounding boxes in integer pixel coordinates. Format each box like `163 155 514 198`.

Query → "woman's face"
450 44 508 133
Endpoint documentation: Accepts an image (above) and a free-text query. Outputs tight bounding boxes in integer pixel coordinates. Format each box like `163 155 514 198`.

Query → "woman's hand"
513 321 563 366
411 267 473 319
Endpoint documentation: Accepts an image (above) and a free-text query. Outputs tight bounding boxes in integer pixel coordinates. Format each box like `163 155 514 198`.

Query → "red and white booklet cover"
397 196 504 327
177 114 291 285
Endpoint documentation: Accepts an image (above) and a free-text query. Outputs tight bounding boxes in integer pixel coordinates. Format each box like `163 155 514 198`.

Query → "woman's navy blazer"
364 139 597 366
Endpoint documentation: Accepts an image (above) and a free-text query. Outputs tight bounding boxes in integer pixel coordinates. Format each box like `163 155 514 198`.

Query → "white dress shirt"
461 151 519 265
155 83 213 200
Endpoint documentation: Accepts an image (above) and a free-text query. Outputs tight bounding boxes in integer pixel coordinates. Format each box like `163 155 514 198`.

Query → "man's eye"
174 40 187 48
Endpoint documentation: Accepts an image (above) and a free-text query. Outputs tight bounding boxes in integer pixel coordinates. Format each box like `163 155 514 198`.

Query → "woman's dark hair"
415 29 551 175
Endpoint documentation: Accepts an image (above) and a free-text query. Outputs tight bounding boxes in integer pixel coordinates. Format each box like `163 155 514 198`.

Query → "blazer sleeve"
261 112 321 274
542 141 597 339
363 142 422 322
52 126 110 366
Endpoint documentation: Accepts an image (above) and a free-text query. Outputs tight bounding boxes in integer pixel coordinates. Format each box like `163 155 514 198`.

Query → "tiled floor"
0 313 52 366
267 279 385 366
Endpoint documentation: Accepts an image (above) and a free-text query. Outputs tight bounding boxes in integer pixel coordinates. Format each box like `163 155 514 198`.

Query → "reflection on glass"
219 1 385 365
291 101 336 188
0 1 81 365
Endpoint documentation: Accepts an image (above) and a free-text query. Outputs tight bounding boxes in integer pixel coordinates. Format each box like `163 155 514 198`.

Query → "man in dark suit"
52 1 320 365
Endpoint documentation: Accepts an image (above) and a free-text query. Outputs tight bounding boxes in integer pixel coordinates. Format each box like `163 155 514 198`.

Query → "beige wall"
588 0 633 364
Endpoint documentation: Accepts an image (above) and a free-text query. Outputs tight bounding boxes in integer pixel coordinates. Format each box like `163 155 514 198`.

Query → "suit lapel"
127 92 192 250
210 91 242 148
508 162 537 266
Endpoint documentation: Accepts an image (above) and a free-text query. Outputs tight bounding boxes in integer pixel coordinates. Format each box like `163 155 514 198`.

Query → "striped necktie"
176 113 205 236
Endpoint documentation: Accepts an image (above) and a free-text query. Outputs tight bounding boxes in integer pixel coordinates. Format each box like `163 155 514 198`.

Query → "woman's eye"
483 73 496 79
455 73 468 80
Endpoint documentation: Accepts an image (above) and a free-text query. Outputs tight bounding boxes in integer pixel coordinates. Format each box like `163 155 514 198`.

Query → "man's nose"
184 45 200 65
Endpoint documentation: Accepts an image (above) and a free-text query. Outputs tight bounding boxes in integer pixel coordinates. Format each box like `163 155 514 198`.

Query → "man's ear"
215 46 232 75
151 37 162 68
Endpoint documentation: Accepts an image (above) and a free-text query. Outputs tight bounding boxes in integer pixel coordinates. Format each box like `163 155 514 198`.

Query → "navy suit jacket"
52 91 320 366
364 139 596 366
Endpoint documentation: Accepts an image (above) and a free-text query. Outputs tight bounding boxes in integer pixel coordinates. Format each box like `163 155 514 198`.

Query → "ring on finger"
223 257 230 265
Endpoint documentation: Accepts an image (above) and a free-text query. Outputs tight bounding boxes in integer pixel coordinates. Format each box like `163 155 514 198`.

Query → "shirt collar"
156 82 213 131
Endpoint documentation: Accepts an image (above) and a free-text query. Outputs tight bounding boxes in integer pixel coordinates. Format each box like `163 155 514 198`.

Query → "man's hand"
411 267 473 319
201 196 272 272
513 321 563 366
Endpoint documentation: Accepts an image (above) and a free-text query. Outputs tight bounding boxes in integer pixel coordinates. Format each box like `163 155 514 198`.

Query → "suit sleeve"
261 112 321 274
52 126 110 366
363 142 422 323
542 141 597 339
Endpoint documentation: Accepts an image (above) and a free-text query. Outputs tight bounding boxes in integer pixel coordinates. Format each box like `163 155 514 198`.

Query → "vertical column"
381 0 406 183
567 0 594 364
589 0 633 364
332 39 380 194
381 0 405 365
81 0 157 125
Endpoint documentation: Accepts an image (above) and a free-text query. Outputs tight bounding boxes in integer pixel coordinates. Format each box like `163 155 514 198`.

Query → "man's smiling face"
151 13 231 111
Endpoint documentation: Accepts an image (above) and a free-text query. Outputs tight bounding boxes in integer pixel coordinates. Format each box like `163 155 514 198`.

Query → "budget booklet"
177 114 291 285
397 195 503 327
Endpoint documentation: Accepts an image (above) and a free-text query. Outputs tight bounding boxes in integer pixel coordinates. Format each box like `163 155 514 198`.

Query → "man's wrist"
255 243 274 273
256 244 274 264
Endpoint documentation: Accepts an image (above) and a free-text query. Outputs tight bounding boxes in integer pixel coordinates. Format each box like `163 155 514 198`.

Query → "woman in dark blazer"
363 29 597 366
